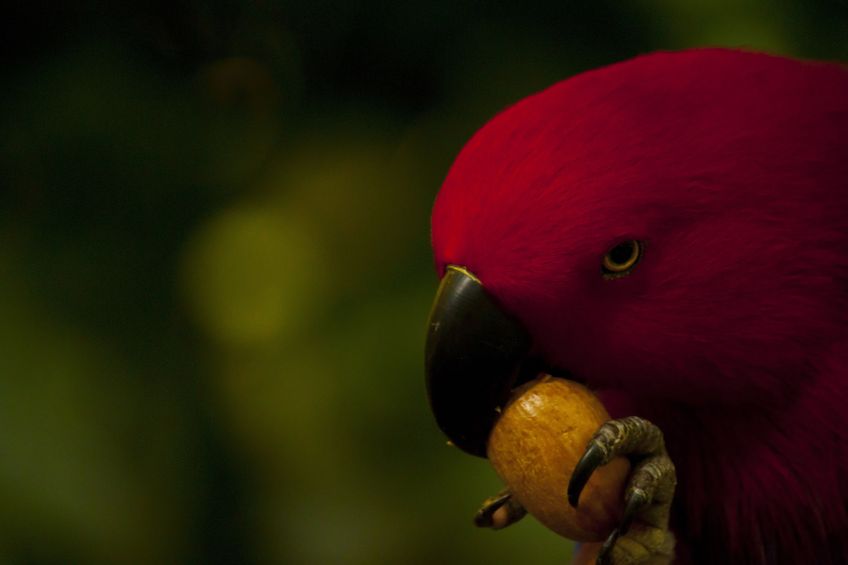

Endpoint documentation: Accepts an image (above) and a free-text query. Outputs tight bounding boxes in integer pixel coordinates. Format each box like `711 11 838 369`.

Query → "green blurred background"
1 2 845 564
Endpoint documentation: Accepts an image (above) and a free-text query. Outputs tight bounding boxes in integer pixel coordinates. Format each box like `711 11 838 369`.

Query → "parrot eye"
602 240 642 278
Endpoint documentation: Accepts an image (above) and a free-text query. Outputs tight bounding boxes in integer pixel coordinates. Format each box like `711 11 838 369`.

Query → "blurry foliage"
0 1 845 564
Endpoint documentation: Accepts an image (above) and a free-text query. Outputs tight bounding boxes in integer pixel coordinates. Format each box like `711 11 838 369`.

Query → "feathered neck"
603 348 848 565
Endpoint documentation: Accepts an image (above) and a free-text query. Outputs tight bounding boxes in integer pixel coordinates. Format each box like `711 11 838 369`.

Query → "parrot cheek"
493 291 596 387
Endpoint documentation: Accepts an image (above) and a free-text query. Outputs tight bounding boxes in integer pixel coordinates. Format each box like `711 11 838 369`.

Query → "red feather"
432 48 848 564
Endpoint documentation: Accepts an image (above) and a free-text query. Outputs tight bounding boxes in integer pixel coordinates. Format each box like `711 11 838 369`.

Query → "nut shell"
487 376 629 542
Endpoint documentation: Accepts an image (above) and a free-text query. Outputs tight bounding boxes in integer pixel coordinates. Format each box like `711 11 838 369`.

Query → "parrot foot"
568 417 677 565
473 488 527 529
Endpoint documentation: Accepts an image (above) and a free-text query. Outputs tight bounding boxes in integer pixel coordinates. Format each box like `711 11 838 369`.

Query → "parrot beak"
425 266 532 457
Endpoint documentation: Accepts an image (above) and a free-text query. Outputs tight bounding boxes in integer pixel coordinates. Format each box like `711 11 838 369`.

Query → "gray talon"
474 489 527 529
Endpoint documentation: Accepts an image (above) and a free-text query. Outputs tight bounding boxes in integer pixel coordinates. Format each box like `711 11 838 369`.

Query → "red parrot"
424 48 848 564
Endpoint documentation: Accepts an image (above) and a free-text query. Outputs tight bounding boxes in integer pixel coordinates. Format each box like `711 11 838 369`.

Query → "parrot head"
426 48 848 457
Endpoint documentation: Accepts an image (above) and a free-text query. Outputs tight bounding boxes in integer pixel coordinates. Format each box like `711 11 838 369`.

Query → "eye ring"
602 240 642 278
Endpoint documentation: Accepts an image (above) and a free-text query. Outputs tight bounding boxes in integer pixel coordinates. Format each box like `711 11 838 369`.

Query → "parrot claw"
597 528 621 565
567 417 677 565
568 443 605 506
474 488 527 529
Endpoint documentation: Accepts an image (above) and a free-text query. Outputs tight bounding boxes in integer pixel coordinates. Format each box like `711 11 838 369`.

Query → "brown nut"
487 375 629 542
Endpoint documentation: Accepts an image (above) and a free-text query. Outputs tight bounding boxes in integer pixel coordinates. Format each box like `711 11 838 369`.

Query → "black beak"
425 266 532 457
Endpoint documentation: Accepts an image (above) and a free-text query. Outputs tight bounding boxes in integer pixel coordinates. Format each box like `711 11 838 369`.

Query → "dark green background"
1 2 846 563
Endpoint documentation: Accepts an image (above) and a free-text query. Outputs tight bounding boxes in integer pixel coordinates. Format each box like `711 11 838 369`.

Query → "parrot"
423 48 848 565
